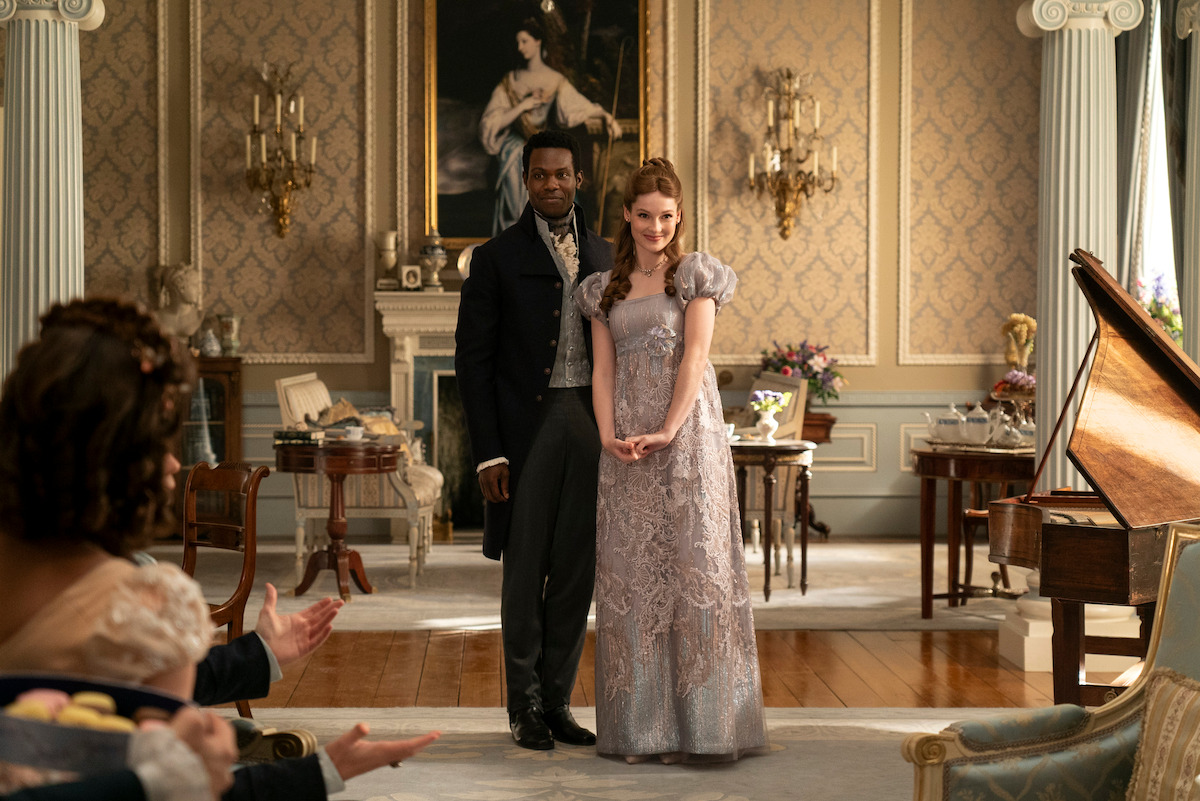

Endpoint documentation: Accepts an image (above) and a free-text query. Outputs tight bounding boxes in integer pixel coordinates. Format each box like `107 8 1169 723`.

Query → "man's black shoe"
543 705 596 746
509 708 554 750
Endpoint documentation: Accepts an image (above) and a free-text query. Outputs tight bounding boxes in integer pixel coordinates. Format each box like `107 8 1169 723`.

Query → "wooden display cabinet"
169 357 242 534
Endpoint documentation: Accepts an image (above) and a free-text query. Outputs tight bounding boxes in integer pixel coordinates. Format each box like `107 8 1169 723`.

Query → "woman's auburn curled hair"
601 157 686 315
0 297 195 555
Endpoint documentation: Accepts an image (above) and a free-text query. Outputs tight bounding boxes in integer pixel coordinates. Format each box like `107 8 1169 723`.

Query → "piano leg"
1051 598 1086 706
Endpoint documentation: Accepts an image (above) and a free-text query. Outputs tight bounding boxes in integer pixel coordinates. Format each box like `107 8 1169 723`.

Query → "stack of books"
273 429 326 445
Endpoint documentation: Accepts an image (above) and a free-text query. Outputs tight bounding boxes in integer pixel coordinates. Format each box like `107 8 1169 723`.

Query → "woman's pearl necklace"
636 256 667 277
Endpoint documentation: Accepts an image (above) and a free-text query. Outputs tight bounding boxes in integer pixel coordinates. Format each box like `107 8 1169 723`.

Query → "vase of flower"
756 408 780 443
749 388 791 443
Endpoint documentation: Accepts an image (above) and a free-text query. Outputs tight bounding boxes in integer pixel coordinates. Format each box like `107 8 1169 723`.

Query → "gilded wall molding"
703 0 878 368
192 1 376 364
189 0 201 295
898 0 1040 366
694 0 709 254
398 0 408 257
157 0 167 266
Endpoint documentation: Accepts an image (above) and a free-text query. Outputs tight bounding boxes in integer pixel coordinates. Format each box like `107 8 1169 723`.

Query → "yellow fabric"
317 398 359 426
362 414 400 435
1127 668 1200 801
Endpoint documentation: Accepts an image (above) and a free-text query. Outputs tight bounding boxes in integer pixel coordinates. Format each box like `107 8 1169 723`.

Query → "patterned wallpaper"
0 4 160 302
199 2 369 360
80 1 159 301
707 0 873 363
903 0 1040 363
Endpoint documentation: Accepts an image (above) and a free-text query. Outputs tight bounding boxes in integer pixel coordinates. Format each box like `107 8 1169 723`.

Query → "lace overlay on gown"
576 253 768 761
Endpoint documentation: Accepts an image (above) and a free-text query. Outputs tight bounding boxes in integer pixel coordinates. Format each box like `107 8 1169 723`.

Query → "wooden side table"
910 447 1035 618
274 440 402 601
730 439 817 600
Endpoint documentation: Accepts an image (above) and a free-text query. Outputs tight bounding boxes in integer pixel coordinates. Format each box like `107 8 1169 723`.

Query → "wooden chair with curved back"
180 461 270 718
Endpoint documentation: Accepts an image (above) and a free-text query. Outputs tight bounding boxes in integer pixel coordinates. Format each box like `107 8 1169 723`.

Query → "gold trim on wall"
701 0 879 368
191 0 377 364
423 0 649 250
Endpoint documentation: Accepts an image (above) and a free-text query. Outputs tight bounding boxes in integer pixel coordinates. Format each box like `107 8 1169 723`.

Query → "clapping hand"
324 723 441 780
254 583 343 666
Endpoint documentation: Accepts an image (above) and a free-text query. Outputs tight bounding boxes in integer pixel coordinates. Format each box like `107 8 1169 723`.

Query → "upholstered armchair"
275 372 444 585
902 523 1200 801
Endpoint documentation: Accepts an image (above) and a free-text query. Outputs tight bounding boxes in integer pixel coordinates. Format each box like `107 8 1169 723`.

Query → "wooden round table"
910 447 1035 618
274 439 403 601
730 438 817 600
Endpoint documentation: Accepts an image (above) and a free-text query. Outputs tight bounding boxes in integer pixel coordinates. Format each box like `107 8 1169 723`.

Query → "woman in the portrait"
479 16 622 236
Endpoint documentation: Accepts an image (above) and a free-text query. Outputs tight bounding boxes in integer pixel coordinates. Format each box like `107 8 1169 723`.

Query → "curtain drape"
1116 0 1159 289
1160 0 1191 286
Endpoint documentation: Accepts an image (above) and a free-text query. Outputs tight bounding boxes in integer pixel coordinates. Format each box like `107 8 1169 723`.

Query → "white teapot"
923 403 966 442
962 404 1003 445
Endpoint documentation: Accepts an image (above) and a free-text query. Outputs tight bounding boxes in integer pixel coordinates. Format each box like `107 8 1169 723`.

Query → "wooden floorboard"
258 628 1062 710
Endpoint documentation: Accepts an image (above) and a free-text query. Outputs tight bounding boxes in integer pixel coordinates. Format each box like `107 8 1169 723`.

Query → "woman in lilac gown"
575 158 768 763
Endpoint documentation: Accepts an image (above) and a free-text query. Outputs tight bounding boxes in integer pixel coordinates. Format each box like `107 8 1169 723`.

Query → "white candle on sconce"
260 134 267 164
310 135 317 167
832 146 838 174
290 132 297 162
814 100 820 129
767 99 775 129
275 93 282 127
813 150 819 176
298 96 304 128
245 135 251 170
749 153 755 182
253 95 260 127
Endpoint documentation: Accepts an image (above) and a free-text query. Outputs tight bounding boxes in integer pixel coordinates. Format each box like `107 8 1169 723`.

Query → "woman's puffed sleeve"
675 252 737 313
573 270 611 325
86 563 213 682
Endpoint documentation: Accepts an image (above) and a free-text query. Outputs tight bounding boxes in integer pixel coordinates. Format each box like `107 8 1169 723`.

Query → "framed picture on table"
425 0 647 249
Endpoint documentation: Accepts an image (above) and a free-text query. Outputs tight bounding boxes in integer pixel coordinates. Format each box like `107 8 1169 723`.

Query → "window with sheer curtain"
1138 25 1182 340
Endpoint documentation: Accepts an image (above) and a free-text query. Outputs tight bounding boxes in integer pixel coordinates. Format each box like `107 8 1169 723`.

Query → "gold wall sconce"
748 68 837 240
245 62 317 238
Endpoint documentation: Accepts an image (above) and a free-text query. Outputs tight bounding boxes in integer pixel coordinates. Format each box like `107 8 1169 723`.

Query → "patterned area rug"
151 539 1029 632
235 706 990 801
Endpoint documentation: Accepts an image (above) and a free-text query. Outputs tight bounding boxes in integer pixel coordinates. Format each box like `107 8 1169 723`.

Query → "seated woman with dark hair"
0 298 437 801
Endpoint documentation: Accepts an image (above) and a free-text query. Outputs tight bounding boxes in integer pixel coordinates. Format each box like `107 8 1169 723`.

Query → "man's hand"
478 463 510 503
255 582 344 666
324 722 441 780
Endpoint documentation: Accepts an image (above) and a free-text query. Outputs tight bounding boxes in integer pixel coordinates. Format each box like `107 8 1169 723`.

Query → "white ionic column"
1018 0 1142 491
1178 1 1200 361
1000 0 1144 676
0 0 106 378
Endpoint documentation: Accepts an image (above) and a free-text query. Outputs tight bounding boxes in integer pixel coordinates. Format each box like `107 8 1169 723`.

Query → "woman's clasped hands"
605 429 674 463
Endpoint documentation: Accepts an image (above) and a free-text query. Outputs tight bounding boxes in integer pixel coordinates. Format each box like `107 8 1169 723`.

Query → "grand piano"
989 249 1200 706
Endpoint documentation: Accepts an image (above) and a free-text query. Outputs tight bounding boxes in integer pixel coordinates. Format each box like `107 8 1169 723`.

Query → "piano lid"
1067 249 1200 529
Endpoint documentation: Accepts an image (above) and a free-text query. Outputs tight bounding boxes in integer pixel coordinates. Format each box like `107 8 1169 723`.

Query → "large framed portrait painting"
427 0 646 248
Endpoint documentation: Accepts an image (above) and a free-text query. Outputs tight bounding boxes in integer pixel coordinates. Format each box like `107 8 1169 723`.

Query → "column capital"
1017 0 1143 38
0 0 105 30
1178 0 1200 39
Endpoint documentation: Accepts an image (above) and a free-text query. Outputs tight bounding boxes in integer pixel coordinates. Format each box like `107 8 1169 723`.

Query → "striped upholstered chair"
275 373 443 585
903 523 1200 801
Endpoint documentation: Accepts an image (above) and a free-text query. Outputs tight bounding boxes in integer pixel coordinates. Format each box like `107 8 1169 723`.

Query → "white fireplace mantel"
374 291 460 420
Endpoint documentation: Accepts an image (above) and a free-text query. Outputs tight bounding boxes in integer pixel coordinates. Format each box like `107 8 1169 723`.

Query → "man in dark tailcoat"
455 130 611 750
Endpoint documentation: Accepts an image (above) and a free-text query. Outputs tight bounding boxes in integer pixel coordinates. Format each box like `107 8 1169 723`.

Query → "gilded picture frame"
425 0 647 250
